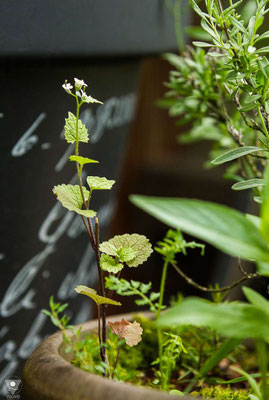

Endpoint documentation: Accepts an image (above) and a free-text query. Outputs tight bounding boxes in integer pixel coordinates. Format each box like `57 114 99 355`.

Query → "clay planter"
22 312 190 400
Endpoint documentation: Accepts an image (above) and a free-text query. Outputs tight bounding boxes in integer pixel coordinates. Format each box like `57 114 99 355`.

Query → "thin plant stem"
111 345 121 380
156 258 169 388
97 305 102 356
95 217 107 362
171 261 259 293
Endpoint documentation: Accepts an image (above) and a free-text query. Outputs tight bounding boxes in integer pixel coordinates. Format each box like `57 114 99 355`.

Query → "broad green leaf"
261 164 269 242
100 234 153 267
242 286 269 310
211 146 263 165
87 176 115 190
74 285 121 306
53 184 96 218
158 297 269 343
69 155 99 166
232 178 265 191
100 254 124 274
257 261 269 276
129 195 269 263
117 247 138 262
245 214 261 229
64 112 88 144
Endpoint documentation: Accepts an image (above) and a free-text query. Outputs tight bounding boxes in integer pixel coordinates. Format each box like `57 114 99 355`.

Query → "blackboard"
0 59 139 394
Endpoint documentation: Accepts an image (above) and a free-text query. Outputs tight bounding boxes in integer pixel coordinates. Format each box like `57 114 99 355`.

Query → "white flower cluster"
62 78 102 104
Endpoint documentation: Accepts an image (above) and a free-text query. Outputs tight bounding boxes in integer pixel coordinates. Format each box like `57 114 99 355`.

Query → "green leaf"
254 196 263 204
53 184 96 218
100 254 124 274
261 164 269 242
69 155 99 166
231 367 262 399
193 41 213 47
158 297 269 343
198 338 241 378
99 234 153 267
64 112 88 144
232 178 265 191
189 0 210 20
216 373 269 384
129 195 269 263
170 390 184 396
117 247 138 263
211 146 263 165
42 309 51 317
242 286 269 310
256 46 269 54
229 16 248 35
81 93 102 104
257 261 269 276
74 285 121 306
87 176 115 190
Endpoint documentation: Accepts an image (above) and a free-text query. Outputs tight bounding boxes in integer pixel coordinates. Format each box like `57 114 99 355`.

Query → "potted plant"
22 0 269 398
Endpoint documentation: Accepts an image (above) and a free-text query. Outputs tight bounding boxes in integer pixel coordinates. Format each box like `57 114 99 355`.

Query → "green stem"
257 340 268 400
258 106 269 139
95 217 107 364
111 345 121 380
156 258 169 389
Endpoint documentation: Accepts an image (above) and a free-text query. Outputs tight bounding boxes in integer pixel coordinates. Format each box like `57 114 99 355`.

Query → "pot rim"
22 311 187 400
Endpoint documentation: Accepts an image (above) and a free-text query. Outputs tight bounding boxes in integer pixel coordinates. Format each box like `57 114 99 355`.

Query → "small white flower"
76 90 82 97
74 78 88 90
248 46 256 54
81 92 103 104
62 82 73 94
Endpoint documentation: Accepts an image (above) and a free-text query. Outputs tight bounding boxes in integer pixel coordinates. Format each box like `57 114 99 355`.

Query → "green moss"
191 386 251 400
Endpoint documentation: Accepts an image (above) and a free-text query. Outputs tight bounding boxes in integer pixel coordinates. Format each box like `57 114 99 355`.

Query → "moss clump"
191 386 251 400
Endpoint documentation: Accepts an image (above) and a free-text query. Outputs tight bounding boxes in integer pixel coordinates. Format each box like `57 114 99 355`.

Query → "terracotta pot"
22 312 188 400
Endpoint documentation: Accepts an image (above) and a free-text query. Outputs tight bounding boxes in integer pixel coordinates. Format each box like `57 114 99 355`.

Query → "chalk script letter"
0 244 55 317
11 113 46 157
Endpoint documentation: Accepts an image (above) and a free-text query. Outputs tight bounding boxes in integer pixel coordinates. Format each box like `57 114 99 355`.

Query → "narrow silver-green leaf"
232 178 265 191
130 195 269 263
211 146 263 165
193 41 213 47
